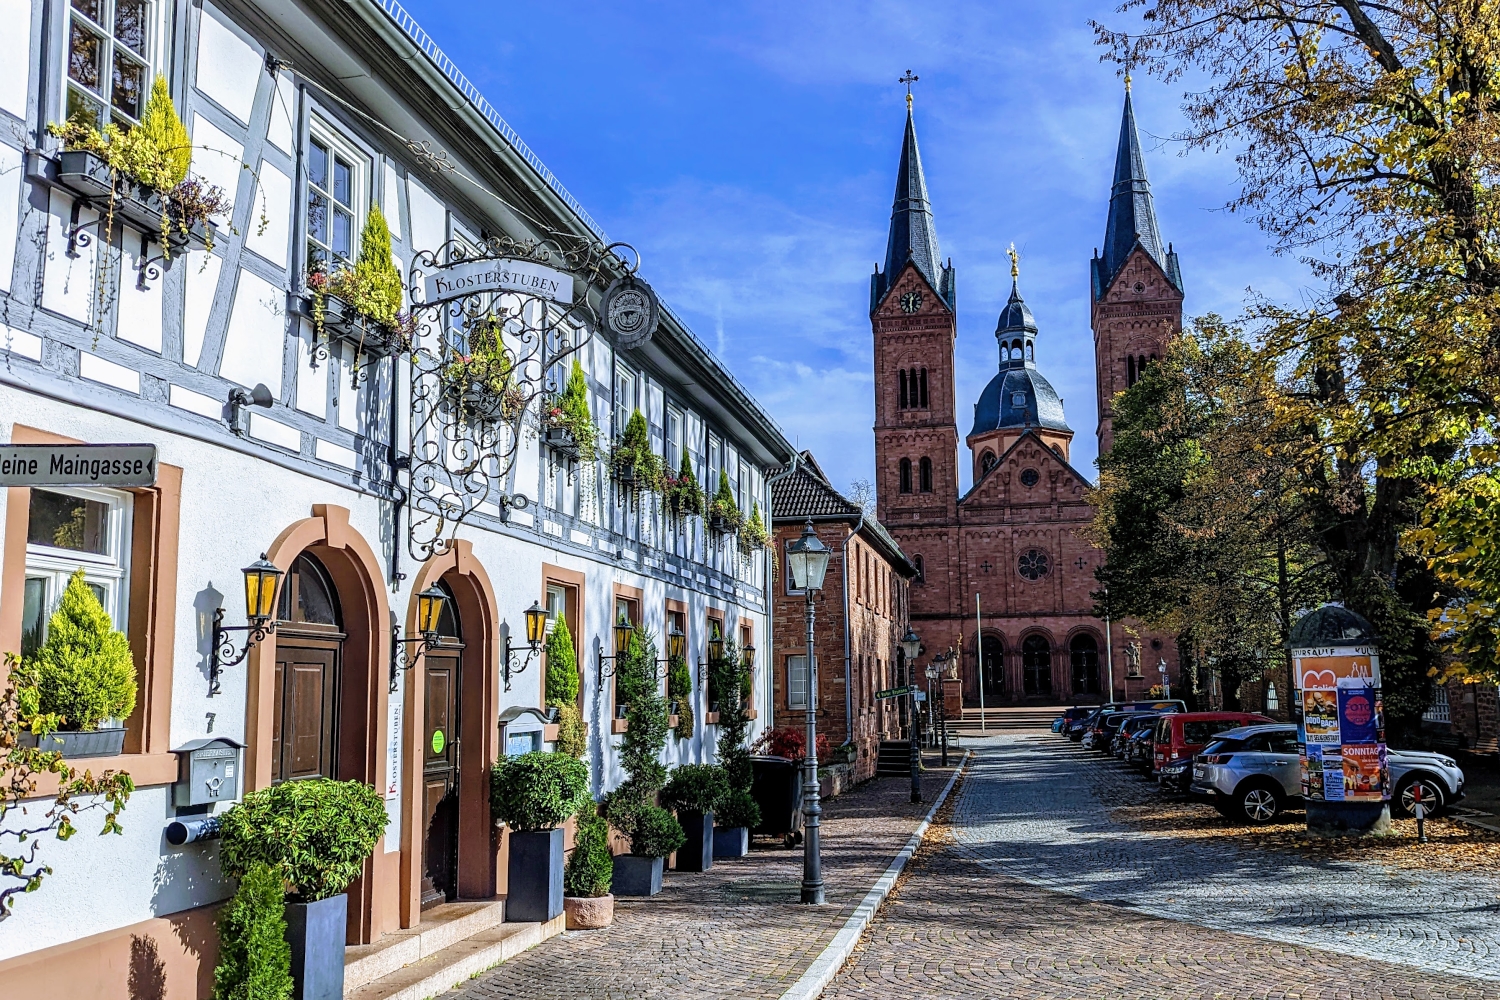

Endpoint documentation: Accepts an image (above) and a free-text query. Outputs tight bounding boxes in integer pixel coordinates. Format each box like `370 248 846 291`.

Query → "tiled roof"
771 453 916 577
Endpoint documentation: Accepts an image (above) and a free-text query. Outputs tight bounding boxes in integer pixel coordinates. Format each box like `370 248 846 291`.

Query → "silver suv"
1190 724 1466 824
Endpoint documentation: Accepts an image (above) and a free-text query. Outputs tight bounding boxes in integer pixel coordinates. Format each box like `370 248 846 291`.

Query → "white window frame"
787 654 815 710
62 0 169 128
23 486 133 654
305 118 370 276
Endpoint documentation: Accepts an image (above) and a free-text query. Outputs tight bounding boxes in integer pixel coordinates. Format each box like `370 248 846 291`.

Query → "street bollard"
1414 781 1427 844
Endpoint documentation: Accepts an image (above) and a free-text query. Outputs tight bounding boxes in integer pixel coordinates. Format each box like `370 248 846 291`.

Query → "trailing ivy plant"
218 779 388 903
739 501 770 553
542 360 598 460
0 653 134 920
211 861 293 1000
706 470 744 535
544 615 587 758
610 408 664 504
604 628 682 857
21 568 136 731
667 652 694 740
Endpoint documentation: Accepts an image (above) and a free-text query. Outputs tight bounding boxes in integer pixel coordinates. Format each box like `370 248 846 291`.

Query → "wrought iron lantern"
208 554 285 696
787 519 831 592
390 584 451 691
502 600 551 691
598 613 638 690
666 622 687 662
901 627 922 662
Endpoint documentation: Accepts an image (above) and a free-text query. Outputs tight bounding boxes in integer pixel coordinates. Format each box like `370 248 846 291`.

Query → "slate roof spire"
1095 82 1182 297
872 100 955 311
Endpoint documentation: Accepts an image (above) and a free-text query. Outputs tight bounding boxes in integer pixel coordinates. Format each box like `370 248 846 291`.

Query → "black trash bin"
751 755 804 847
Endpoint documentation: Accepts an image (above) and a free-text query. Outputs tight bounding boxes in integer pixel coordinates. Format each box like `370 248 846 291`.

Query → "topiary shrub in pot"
217 778 388 1000
711 637 761 858
713 787 761 859
660 764 728 873
212 861 293 1000
491 751 589 922
18 568 137 757
563 808 615 930
545 615 587 759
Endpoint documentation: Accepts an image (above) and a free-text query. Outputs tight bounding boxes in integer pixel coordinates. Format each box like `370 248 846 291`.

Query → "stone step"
346 913 564 1000
343 901 506 993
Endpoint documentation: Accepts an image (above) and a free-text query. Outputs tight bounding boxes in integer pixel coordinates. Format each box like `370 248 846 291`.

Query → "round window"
1018 549 1050 581
1020 468 1039 488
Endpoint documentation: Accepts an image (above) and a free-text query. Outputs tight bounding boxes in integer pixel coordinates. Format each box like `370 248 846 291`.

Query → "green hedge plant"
660 764 728 816
629 804 686 859
563 810 613 898
24 568 136 731
218 779 388 903
605 628 682 854
490 751 590 832
716 787 761 831
212 861 293 1000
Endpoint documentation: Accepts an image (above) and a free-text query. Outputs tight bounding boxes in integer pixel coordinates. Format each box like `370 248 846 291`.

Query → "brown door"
272 640 341 783
421 649 461 908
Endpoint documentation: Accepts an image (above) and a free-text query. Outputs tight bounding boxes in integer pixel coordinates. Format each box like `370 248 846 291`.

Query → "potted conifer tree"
661 764 729 873
545 614 587 758
711 637 760 858
491 751 590 922
562 807 615 929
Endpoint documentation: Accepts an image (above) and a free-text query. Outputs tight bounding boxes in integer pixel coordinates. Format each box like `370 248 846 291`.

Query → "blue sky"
402 0 1309 494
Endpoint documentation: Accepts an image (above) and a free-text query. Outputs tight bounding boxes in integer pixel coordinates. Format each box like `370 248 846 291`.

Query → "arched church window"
918 368 929 408
898 368 908 409
918 457 933 493
1138 355 1147 377
980 450 997 474
913 554 925 584
899 458 912 494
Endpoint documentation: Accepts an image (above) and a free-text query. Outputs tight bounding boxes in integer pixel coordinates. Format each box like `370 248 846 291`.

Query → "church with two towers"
870 87 1184 705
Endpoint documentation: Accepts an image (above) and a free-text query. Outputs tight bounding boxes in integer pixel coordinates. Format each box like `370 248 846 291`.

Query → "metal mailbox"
498 706 553 757
172 737 245 808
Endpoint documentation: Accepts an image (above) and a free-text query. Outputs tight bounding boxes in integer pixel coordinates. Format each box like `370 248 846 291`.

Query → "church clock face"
899 290 923 314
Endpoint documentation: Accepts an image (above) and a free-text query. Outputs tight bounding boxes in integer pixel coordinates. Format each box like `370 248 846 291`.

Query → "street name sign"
0 443 158 487
875 685 917 700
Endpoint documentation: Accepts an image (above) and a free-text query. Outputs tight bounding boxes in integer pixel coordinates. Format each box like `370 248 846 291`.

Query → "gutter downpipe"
765 452 803 728
840 510 865 748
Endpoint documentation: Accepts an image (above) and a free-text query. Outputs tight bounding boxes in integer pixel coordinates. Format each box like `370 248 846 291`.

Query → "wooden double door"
421 647 463 908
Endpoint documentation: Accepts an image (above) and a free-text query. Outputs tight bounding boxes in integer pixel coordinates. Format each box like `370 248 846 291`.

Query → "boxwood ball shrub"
563 810 613 899
717 787 762 831
660 764 729 816
212 861 293 1000
490 751 590 832
218 779 388 903
629 804 685 859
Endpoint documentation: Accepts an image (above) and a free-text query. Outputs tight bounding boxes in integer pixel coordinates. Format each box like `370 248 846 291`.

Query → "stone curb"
776 751 970 1000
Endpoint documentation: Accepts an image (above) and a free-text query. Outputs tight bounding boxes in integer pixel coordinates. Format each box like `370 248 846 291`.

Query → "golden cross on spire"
899 69 918 111
1007 243 1020 280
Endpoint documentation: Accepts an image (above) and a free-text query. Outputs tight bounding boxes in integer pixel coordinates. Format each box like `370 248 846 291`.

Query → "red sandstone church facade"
872 90 1184 706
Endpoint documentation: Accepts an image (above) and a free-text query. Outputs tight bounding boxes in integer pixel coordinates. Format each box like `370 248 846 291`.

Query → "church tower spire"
1090 84 1185 457
872 100 955 312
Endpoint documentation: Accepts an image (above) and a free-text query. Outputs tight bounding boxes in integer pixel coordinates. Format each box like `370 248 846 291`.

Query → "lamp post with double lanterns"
786 519 831 905
926 648 955 766
390 584 451 692
209 555 286 696
900 626 922 803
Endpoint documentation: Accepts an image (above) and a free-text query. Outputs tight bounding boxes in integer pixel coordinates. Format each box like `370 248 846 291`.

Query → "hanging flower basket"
444 380 522 424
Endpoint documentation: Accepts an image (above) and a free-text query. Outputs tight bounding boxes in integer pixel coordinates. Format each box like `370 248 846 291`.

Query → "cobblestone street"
824 734 1500 999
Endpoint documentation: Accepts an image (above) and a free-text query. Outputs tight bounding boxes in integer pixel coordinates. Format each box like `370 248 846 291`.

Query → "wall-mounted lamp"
209 555 284 696
228 383 274 436
596 613 637 690
389 585 449 692
697 621 726 688
502 600 550 691
666 622 687 663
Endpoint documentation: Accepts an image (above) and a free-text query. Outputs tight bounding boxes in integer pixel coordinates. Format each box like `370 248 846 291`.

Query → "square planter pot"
611 854 663 897
18 727 126 758
285 893 347 1000
674 811 713 873
507 827 564 922
713 826 750 858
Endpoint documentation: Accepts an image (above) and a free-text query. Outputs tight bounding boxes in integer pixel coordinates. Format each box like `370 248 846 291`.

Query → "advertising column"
1291 605 1391 837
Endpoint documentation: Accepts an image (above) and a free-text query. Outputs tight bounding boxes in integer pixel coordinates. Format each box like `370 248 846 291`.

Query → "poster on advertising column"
1295 645 1385 802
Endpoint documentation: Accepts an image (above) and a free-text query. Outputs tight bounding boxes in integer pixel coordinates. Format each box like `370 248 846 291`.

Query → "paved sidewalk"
948 734 1500 981
444 762 957 1000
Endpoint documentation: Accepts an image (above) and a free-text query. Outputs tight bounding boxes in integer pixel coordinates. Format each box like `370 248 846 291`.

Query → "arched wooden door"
421 583 463 908
271 554 344 783
1070 634 1102 698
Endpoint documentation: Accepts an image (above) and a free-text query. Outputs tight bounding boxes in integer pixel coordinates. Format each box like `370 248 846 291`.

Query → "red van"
1152 712 1272 775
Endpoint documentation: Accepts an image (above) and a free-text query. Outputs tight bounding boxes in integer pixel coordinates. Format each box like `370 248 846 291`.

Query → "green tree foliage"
612 408 663 494
606 628 681 854
707 470 743 532
26 568 136 731
1088 327 1332 709
138 75 192 187
552 701 587 759
1095 1 1500 705
490 751 590 832
212 862 293 1000
545 615 579 706
712 637 754 793
547 360 598 460
716 787 760 831
0 653 134 920
563 810 613 898
667 652 694 740
660 763 729 814
350 205 403 325
218 779 388 903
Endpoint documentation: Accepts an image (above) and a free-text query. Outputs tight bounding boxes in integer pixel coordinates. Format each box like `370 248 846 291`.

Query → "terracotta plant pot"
563 893 615 930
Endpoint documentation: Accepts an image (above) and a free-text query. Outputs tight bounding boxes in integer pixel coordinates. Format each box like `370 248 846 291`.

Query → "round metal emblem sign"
603 277 659 349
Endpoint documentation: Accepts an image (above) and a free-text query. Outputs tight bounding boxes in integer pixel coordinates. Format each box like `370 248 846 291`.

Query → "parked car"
1126 726 1156 769
1066 710 1101 741
1112 714 1160 758
1157 754 1196 794
1190 723 1466 823
1152 711 1273 775
1053 707 1093 735
1083 711 1136 751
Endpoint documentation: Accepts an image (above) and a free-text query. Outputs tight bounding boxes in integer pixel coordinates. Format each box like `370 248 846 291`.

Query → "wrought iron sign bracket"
209 607 276 697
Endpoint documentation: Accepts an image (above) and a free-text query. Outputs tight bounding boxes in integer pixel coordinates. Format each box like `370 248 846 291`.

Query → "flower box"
507 828 565 922
611 854 663 897
708 514 732 534
300 294 404 361
712 826 749 858
54 149 214 253
444 381 516 424
543 424 580 459
285 893 347 1000
674 811 714 873
18 727 126 759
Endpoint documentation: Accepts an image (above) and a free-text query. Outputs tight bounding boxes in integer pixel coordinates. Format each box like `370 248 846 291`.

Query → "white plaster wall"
115 239 165 353
40 191 97 323
195 6 262 125
245 162 292 269
0 142 22 292
266 71 295 154
295 324 329 417
182 250 223 368
406 178 446 260
219 268 286 394
190 115 244 219
0 0 31 118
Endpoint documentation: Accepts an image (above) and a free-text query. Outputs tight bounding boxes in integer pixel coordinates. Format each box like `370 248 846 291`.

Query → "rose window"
1018 549 1050 581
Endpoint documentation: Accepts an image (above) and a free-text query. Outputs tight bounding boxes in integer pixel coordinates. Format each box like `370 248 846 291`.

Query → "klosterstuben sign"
420 258 574 306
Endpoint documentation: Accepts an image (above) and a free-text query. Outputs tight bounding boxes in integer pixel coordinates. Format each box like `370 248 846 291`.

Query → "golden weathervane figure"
1008 242 1020 280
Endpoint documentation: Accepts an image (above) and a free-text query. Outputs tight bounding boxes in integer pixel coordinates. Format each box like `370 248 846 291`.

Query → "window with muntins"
787 654 814 709
66 0 154 127
22 487 133 658
306 123 369 277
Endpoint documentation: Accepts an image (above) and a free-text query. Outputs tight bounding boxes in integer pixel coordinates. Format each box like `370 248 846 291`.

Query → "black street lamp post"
901 626 922 803
786 519 832 905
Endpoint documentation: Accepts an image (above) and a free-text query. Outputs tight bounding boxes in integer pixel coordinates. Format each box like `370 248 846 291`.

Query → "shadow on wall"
128 935 165 1000
194 584 225 691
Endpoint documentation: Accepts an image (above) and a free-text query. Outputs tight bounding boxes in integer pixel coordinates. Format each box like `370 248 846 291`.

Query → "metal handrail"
371 0 608 243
